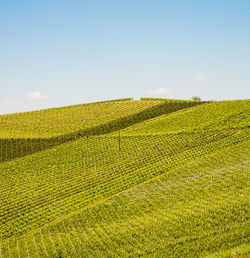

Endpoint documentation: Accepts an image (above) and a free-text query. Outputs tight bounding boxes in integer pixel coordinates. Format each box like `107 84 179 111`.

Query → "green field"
0 98 249 257
0 98 203 163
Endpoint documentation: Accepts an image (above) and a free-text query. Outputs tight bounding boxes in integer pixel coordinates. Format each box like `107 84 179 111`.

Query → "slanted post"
119 130 121 152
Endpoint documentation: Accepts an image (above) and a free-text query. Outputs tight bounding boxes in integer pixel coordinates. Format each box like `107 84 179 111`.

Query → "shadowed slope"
0 99 203 163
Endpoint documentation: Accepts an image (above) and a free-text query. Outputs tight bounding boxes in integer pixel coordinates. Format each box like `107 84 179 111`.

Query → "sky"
0 0 250 114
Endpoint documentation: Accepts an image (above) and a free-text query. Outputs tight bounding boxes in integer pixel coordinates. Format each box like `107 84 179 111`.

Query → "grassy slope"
0 99 143 138
1 139 249 257
2 130 249 239
0 99 203 163
0 99 204 139
0 99 249 257
118 100 250 135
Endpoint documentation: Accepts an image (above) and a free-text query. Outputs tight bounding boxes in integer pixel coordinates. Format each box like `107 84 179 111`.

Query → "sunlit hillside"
0 98 249 257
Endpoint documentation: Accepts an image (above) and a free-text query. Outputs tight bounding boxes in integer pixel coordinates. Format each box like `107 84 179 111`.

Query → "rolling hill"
0 98 249 257
0 98 203 163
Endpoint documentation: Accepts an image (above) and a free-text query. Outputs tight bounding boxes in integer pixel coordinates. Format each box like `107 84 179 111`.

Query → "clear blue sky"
0 0 250 114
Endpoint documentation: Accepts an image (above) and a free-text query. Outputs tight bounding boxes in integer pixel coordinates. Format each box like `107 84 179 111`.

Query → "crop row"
0 100 204 163
121 100 250 135
140 97 205 102
0 99 203 139
0 100 162 138
0 131 236 201
1 139 249 257
0 129 249 239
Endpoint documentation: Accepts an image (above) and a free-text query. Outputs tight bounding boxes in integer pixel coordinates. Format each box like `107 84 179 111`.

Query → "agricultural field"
118 100 250 135
0 98 203 163
0 98 249 257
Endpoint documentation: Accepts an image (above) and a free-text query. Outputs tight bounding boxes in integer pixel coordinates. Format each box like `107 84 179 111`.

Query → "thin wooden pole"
119 130 121 151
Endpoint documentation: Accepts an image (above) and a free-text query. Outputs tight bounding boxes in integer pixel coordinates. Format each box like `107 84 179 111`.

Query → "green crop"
1 140 249 257
0 129 249 240
120 100 250 135
0 98 249 257
0 99 203 163
0 100 163 139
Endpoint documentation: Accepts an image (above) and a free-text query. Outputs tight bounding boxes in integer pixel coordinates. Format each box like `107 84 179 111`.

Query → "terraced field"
0 98 202 163
0 98 249 257
118 100 250 135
